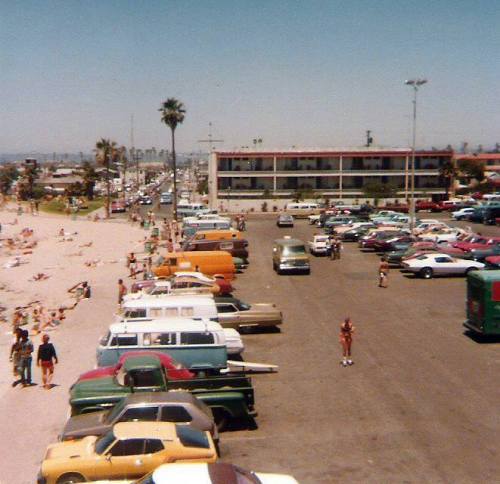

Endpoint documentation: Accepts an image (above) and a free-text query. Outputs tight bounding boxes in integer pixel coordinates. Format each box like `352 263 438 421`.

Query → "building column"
208 152 218 210
404 154 409 201
273 156 277 192
339 155 343 199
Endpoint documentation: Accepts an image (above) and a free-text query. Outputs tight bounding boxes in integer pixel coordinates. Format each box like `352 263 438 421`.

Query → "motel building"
208 147 453 209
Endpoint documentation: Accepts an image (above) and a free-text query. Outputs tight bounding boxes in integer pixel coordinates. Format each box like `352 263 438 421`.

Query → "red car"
453 236 500 252
415 200 442 212
111 200 126 213
380 204 409 213
76 351 194 382
485 255 500 268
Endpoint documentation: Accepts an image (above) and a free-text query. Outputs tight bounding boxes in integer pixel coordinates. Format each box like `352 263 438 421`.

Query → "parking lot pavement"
221 217 499 483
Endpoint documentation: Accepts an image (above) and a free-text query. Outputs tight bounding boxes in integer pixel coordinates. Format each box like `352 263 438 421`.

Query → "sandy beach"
0 209 146 483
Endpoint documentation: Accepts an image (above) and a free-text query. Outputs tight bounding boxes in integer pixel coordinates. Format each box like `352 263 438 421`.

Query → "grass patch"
40 199 104 215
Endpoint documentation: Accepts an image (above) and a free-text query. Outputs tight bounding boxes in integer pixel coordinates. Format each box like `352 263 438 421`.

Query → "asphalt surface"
217 213 500 483
1 204 499 483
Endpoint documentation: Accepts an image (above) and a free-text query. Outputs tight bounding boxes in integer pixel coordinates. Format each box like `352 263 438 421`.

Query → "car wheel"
57 473 86 484
212 408 230 432
466 267 479 275
420 267 433 279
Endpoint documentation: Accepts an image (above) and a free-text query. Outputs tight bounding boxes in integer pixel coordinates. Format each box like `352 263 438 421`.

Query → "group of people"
12 304 66 335
328 236 342 260
10 329 58 389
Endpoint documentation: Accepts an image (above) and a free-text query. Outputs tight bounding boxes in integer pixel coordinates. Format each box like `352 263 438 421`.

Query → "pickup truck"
69 355 256 431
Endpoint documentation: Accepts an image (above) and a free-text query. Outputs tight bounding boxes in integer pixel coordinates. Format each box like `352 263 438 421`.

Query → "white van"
97 318 233 369
177 202 209 218
285 202 321 218
182 219 232 238
120 295 218 321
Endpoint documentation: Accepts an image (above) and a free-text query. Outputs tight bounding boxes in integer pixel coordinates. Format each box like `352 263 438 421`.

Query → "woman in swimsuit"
339 317 355 367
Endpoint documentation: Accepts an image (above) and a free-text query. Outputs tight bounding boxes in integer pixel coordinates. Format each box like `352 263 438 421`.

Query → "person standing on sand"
19 330 34 386
339 317 355 367
128 252 137 279
379 258 390 288
10 328 23 387
118 279 128 305
37 334 58 389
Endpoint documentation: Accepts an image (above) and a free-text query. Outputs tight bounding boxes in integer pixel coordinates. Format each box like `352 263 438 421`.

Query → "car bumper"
279 263 310 272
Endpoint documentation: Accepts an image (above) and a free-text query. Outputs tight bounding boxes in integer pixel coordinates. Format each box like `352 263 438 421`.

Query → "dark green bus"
464 270 500 335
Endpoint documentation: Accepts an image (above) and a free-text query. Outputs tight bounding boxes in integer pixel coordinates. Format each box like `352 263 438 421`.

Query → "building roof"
455 153 500 161
215 148 453 157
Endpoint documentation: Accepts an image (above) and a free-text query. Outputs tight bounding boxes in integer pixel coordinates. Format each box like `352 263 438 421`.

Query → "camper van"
194 229 242 241
285 202 321 218
182 219 232 238
153 251 236 280
120 295 218 321
97 319 231 369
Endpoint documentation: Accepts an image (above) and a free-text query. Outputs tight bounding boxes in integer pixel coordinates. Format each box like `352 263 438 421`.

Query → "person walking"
339 317 355 367
118 279 128 305
37 334 58 389
332 238 342 260
19 330 34 386
128 252 137 279
10 328 23 387
379 258 390 288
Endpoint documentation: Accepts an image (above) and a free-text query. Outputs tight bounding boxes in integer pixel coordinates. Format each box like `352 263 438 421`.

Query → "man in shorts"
37 334 58 389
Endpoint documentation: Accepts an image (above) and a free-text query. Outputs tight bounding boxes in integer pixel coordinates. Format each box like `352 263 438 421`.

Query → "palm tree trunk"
171 128 177 220
106 157 111 218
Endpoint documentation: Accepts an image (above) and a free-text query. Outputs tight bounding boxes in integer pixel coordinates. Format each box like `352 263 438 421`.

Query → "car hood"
78 367 115 382
70 376 125 400
45 436 97 460
61 411 109 439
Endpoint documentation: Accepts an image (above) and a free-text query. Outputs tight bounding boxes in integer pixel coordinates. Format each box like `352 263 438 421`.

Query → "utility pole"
405 78 428 231
198 122 224 153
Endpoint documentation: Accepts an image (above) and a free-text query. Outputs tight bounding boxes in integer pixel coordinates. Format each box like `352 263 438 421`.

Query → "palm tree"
159 98 186 220
95 138 118 218
439 160 458 200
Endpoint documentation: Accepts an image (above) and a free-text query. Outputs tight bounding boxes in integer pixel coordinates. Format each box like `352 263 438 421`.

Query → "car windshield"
283 245 306 255
105 399 126 423
94 431 115 455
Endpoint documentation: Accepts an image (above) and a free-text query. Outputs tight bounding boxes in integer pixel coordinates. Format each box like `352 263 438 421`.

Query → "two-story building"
208 147 453 208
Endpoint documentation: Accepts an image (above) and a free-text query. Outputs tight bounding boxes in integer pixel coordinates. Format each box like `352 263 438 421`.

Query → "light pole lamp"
405 78 427 231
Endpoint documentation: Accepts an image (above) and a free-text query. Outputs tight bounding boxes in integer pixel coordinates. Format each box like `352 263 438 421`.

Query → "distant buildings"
208 147 454 207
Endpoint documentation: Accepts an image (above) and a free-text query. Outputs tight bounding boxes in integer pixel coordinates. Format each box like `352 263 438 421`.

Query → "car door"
216 303 238 329
433 256 456 275
101 438 148 479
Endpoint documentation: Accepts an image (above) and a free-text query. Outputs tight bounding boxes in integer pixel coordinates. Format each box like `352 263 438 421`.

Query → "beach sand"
0 210 147 483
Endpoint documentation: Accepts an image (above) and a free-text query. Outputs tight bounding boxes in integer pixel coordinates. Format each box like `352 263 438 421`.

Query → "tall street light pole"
405 78 428 231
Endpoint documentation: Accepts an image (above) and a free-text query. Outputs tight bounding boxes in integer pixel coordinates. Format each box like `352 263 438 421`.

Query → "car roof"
122 354 162 371
113 421 178 441
122 294 215 308
110 318 223 333
274 238 305 246
124 391 198 405
152 463 252 482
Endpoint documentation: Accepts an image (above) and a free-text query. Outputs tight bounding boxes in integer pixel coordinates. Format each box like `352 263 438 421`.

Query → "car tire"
466 267 479 275
420 267 433 279
56 473 86 484
212 408 230 432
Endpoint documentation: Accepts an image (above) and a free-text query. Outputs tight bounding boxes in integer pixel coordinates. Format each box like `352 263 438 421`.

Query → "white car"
402 253 485 279
452 207 475 220
419 228 467 244
334 222 375 235
308 234 331 256
131 463 299 484
308 214 321 225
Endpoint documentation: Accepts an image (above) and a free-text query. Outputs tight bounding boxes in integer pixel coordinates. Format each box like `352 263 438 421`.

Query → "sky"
1 0 499 154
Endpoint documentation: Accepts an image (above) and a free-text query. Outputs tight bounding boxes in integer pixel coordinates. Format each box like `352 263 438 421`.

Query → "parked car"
160 192 173 204
76 351 194 383
383 245 438 266
69 354 257 430
276 213 294 227
214 296 283 331
373 235 415 252
308 234 331 256
453 236 500 252
60 392 217 443
415 200 442 212
37 422 217 484
468 243 500 262
341 226 373 242
419 228 466 244
402 253 485 279
452 207 475 220
139 196 153 205
135 463 299 484
111 200 126 213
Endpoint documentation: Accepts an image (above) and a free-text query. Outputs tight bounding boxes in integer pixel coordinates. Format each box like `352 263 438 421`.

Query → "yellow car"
37 422 217 484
